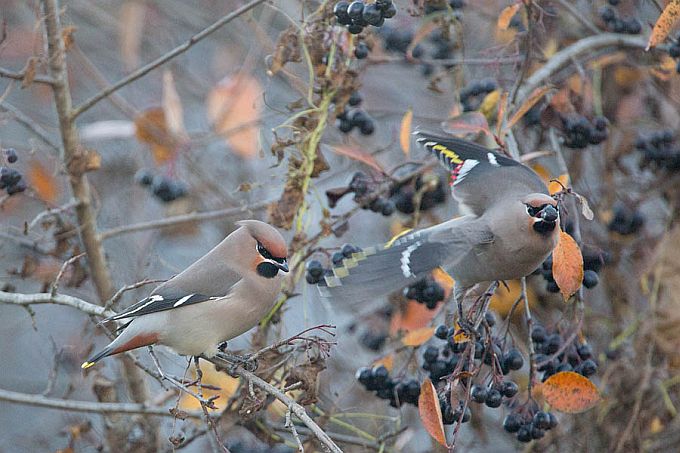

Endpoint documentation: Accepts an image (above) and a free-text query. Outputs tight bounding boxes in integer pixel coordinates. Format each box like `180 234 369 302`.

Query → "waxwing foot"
214 350 259 372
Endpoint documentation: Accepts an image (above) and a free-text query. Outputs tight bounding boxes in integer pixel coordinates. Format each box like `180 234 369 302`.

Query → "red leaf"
542 371 601 413
552 230 584 301
441 112 492 138
418 379 447 446
330 145 384 173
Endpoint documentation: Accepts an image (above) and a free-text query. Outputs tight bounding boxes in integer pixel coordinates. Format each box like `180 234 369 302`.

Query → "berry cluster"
530 325 598 381
356 365 421 407
460 79 498 112
325 171 396 214
135 169 188 203
404 277 445 309
333 0 396 35
389 174 447 214
440 394 471 425
599 6 642 34
635 130 680 172
539 248 604 293
0 148 26 196
336 107 375 136
608 203 644 236
503 408 558 442
561 115 608 149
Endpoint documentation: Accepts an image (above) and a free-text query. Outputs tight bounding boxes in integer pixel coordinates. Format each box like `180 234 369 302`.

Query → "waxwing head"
521 193 560 235
235 220 289 278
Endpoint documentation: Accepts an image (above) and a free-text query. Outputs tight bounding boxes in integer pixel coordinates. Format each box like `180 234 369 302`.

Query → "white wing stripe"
173 294 194 307
400 241 422 277
487 152 500 166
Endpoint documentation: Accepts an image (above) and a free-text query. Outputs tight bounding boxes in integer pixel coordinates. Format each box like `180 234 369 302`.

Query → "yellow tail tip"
81 361 95 369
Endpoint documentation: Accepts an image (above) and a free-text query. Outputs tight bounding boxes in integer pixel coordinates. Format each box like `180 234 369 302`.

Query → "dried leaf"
542 371 601 413
441 112 492 138
61 26 76 51
268 27 301 75
647 0 680 50
479 90 500 119
21 57 37 89
119 0 146 71
162 70 186 138
207 75 262 159
574 192 594 220
330 145 384 173
506 86 552 130
27 159 59 203
548 174 569 195
400 109 413 155
402 327 435 346
373 354 394 372
285 358 326 405
134 107 177 164
453 322 470 344
418 379 447 447
552 230 584 301
497 3 521 30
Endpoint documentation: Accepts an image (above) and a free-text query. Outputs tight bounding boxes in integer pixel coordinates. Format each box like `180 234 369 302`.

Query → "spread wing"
317 217 493 303
100 293 221 323
414 130 548 215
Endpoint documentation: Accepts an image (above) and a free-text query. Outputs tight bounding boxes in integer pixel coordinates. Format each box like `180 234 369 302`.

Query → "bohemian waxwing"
82 220 288 369
317 131 560 311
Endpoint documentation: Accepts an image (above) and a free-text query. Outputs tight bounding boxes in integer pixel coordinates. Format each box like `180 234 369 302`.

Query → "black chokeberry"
517 425 532 442
583 270 599 289
381 2 396 18
435 324 449 340
135 169 154 186
545 334 562 354
381 199 395 216
334 1 351 21
577 343 593 360
354 42 369 59
503 413 522 433
503 349 524 371
348 91 362 106
4 148 17 163
423 345 439 363
305 260 324 283
531 325 547 344
347 1 364 19
500 381 518 398
579 359 598 377
347 23 363 34
533 411 551 430
485 388 502 408
356 367 372 385
362 4 382 26
470 385 487 403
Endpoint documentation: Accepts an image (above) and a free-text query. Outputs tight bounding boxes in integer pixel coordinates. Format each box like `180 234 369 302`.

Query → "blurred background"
1 0 680 452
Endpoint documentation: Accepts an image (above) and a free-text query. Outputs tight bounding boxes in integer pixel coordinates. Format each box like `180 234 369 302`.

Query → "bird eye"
525 205 541 217
257 242 273 260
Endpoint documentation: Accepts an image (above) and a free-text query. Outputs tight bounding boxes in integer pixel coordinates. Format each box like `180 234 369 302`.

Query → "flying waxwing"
317 131 560 310
82 220 289 369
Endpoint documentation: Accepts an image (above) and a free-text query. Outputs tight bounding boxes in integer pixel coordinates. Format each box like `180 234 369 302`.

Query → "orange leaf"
372 354 394 372
134 107 177 164
206 75 262 159
542 371 601 413
330 145 384 173
400 108 413 155
497 3 521 30
418 379 447 446
441 112 492 138
27 160 59 203
552 231 584 301
548 173 569 195
506 86 552 130
647 0 680 50
452 322 470 344
402 327 435 346
179 362 239 412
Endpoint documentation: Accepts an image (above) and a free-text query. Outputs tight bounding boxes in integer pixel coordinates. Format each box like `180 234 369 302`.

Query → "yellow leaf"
549 174 569 195
650 416 664 434
489 279 537 316
542 371 601 413
506 86 552 131
206 75 262 159
479 90 500 120
400 108 413 155
418 379 447 446
552 231 584 301
27 160 59 203
178 362 240 412
647 0 680 50
402 327 435 346
452 322 470 344
613 67 644 88
497 4 521 30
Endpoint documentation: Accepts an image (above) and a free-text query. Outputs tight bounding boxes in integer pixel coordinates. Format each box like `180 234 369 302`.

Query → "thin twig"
50 252 86 296
207 355 342 453
287 405 305 452
0 387 201 418
71 0 268 119
0 66 56 85
105 278 165 310
98 200 271 240
0 101 62 152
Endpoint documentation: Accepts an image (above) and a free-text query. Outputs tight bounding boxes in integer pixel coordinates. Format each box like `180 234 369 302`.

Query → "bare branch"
0 387 201 418
207 355 342 453
98 200 271 240
0 66 56 85
71 0 268 119
0 290 114 317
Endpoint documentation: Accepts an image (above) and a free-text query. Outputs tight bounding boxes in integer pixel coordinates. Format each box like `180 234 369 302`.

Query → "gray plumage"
318 131 560 305
83 220 288 368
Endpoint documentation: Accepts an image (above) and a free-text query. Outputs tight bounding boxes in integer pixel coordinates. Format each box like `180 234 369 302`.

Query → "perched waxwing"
317 131 560 310
82 220 288 369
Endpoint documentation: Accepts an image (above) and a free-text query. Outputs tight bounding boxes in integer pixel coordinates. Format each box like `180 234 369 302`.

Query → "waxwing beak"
540 205 558 223
275 260 289 273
